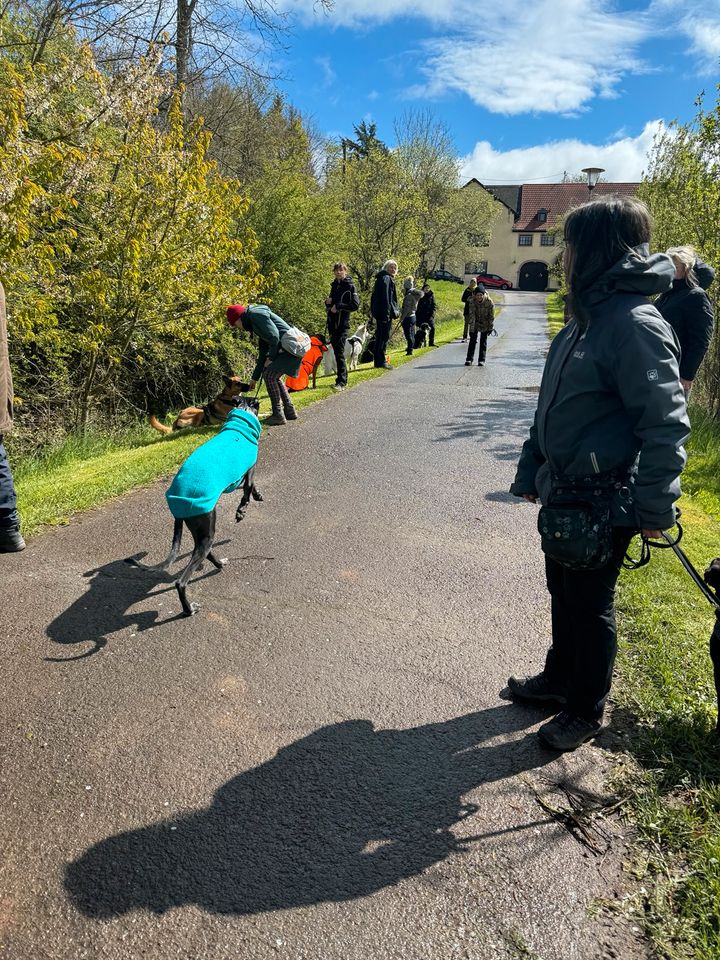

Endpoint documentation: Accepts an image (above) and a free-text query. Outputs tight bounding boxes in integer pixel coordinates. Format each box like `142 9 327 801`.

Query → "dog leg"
176 514 215 616
236 468 262 520
251 485 263 502
207 551 227 570
125 518 183 572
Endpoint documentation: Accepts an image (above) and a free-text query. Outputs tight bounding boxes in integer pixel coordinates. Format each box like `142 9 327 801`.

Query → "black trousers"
0 437 19 529
543 528 634 720
330 325 348 387
374 320 392 367
402 316 415 353
466 331 488 363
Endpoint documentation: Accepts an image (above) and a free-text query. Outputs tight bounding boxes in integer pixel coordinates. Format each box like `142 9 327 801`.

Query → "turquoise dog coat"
165 408 261 519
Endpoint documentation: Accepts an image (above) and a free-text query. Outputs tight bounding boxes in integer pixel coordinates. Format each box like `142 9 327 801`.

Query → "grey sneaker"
538 711 604 751
0 528 25 552
332 384 346 392
507 673 567 705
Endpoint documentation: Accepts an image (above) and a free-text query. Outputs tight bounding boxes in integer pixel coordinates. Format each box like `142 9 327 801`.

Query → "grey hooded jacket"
511 246 690 530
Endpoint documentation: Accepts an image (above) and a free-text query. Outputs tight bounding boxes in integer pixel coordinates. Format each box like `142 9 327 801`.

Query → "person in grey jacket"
654 246 715 395
227 304 302 426
400 277 423 355
508 196 689 751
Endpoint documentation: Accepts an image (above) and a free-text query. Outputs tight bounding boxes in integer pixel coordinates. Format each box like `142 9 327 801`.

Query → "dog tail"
149 415 172 434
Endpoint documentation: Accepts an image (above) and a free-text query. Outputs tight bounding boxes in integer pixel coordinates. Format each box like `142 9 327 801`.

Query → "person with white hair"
370 259 399 369
655 245 715 395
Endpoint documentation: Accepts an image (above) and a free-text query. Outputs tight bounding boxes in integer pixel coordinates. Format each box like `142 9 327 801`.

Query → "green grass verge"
546 290 565 338
14 281 472 538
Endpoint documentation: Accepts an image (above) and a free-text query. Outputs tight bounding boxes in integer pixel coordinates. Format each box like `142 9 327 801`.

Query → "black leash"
624 521 720 611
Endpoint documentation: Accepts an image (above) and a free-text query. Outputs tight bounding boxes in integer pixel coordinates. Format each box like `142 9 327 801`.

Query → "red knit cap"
226 304 247 327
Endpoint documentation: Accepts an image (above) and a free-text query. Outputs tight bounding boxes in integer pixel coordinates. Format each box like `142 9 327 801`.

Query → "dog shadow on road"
45 550 229 662
65 704 559 918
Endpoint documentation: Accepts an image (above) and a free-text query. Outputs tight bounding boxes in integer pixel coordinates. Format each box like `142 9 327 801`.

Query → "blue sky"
272 0 720 182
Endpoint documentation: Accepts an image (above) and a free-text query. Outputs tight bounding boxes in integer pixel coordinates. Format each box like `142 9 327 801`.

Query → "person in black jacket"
325 262 360 391
415 284 437 346
509 196 689 752
370 260 399 369
655 246 715 395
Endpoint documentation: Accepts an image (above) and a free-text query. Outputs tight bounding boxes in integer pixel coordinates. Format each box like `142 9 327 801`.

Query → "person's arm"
678 290 714 382
613 316 690 532
510 411 545 499
348 282 360 312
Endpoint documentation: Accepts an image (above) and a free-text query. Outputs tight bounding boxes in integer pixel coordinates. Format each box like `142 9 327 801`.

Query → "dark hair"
564 195 652 327
333 262 348 271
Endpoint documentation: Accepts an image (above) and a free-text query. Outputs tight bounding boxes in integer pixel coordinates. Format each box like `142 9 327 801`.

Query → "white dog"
323 323 369 376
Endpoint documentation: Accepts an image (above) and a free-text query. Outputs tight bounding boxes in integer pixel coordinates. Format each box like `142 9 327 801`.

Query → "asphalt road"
0 292 648 960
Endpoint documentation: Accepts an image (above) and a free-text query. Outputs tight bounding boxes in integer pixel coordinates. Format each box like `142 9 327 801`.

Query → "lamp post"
581 166 605 197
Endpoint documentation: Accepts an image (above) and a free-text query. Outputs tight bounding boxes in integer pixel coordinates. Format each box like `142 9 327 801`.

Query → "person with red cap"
227 303 302 425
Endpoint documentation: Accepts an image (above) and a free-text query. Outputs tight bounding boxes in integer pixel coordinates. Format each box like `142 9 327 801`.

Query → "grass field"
13 280 476 538
544 296 720 959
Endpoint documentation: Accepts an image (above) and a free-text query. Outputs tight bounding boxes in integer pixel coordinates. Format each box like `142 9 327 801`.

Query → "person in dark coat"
227 304 302 426
509 196 689 752
400 277 423 355
655 246 715 396
325 262 360 392
464 285 494 366
415 284 437 346
461 279 476 341
370 260 399 369
0 280 23 552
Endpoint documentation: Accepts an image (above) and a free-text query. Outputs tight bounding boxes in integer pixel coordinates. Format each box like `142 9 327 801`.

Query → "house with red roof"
460 179 640 291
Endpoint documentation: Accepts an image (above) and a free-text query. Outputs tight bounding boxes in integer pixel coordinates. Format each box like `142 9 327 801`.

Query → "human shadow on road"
45 552 227 662
433 398 536 462
65 704 555 917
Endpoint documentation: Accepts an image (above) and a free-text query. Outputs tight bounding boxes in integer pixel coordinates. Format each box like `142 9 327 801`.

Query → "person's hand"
248 380 257 391
263 358 271 368
642 529 663 540
330 305 337 313
680 378 693 395
521 494 537 504
325 297 333 306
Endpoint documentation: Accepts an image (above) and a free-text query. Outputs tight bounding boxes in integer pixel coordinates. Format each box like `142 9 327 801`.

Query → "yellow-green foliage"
0 16 263 431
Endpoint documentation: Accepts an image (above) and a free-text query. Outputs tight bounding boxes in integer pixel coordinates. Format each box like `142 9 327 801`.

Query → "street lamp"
581 166 605 197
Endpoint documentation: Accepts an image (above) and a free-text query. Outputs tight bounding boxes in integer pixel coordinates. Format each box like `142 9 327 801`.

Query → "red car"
476 272 513 290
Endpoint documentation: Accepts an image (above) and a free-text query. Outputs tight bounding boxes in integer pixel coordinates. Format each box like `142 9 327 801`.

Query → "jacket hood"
695 259 715 291
221 407 262 445
585 244 674 304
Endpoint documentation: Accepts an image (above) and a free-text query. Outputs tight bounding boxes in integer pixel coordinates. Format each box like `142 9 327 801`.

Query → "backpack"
280 325 312 358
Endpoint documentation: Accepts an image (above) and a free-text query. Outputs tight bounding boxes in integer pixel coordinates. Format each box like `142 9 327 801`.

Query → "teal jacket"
245 304 302 382
166 409 261 519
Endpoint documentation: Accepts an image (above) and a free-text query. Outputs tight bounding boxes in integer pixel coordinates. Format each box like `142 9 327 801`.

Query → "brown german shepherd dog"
149 376 250 434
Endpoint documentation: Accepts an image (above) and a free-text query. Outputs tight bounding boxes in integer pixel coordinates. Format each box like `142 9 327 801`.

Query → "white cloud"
459 120 666 184
315 55 336 87
650 0 720 71
411 0 651 115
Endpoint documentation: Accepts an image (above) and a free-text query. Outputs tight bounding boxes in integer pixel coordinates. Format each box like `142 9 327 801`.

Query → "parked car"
476 272 513 290
427 269 464 284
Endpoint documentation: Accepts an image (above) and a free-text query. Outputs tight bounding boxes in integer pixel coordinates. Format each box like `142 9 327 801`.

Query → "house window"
518 234 533 246
540 234 555 246
537 209 548 223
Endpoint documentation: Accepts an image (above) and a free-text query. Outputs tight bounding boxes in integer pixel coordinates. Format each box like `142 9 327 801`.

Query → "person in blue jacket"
509 196 690 752
227 304 302 426
655 246 715 396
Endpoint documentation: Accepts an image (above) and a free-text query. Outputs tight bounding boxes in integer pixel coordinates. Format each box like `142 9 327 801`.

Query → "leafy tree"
639 87 720 412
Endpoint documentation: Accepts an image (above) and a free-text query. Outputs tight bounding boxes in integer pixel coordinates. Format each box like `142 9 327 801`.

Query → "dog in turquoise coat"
127 398 263 616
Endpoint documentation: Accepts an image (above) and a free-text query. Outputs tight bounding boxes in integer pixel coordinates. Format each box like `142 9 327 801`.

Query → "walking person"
461 278 476 341
226 304 301 426
464 284 494 366
370 260 399 369
0 280 24 552
325 262 360 392
508 196 689 751
415 283 437 346
400 277 423 355
655 246 715 396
